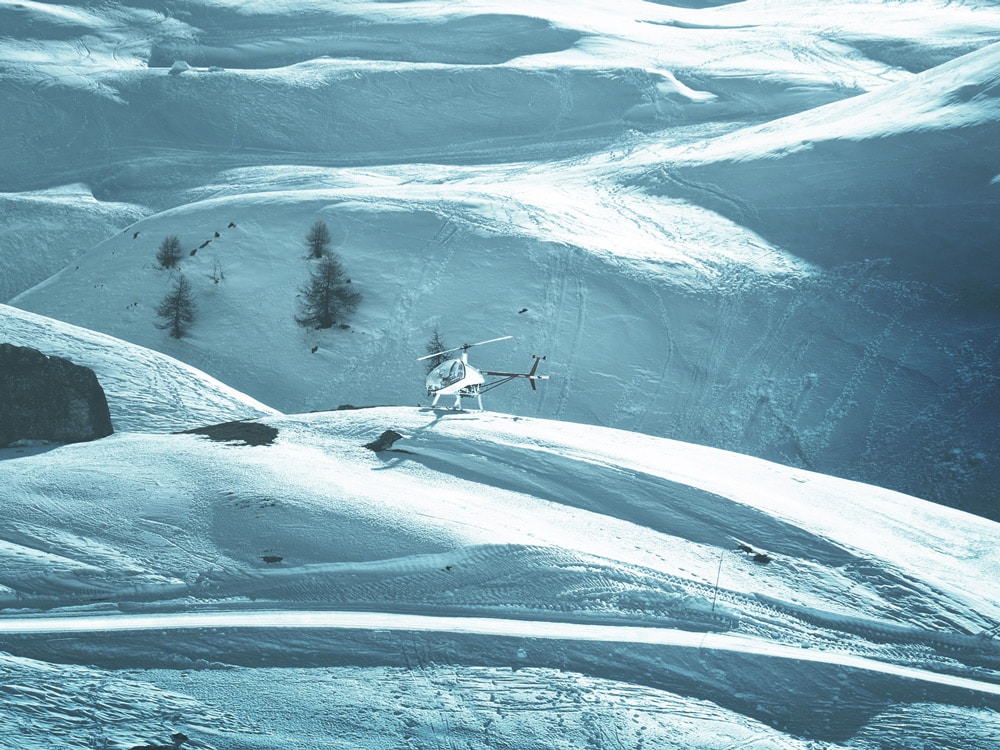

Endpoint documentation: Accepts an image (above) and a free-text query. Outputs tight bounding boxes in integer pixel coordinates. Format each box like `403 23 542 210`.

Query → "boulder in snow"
364 429 405 452
0 343 113 447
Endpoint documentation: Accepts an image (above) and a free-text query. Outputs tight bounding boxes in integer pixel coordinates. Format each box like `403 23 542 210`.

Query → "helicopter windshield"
426 359 465 392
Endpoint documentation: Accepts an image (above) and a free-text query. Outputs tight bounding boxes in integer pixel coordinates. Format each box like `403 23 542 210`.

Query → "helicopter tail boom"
483 355 549 391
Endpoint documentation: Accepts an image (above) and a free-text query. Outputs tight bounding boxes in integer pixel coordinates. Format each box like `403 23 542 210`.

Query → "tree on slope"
424 329 449 373
156 235 184 269
296 255 360 329
305 220 332 259
155 273 197 338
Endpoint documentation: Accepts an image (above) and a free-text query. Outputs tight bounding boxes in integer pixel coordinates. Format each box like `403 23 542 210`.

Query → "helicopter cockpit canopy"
426 359 466 393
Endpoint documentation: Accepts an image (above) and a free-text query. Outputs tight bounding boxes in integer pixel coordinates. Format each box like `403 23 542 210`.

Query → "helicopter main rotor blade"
416 335 513 362
416 346 461 362
466 335 514 349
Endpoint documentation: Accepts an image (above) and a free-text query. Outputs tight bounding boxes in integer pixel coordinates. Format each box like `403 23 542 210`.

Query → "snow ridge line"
2 609 999 696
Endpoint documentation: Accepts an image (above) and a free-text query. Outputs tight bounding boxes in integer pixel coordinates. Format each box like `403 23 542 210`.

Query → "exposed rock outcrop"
181 420 278 446
0 343 113 447
364 429 405 452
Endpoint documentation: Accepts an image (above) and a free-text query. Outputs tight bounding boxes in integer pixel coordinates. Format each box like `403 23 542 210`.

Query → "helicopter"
417 335 549 410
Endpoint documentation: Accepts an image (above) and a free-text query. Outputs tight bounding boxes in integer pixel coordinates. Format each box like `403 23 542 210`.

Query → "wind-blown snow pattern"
2 0 1000 747
2 407 1000 747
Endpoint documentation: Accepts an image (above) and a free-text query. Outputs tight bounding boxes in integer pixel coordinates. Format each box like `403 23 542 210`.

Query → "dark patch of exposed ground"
180 420 278 446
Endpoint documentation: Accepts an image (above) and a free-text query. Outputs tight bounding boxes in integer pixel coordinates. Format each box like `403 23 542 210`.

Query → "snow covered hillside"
4 0 999 515
2 402 1000 748
0 303 275 432
3 1 1000 747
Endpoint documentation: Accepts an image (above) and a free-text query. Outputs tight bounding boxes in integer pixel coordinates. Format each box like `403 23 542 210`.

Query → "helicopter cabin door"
426 359 466 394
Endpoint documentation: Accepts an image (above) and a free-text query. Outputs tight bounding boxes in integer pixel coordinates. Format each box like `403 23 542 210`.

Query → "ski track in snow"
2 609 999 698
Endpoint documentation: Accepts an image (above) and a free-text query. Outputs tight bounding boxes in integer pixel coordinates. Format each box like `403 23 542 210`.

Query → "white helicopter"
417 335 549 410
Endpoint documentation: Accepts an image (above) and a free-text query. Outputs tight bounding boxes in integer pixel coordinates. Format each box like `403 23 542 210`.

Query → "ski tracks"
540 244 587 420
675 262 745 435
608 279 675 434
346 214 459 386
3 609 999 698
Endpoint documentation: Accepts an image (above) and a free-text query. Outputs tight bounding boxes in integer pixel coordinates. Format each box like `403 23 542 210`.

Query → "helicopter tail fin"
528 356 540 390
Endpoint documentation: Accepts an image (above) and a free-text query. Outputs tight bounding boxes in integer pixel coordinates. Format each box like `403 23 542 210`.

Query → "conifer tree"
155 273 197 338
156 235 184 269
424 329 449 373
305 220 332 259
296 255 360 329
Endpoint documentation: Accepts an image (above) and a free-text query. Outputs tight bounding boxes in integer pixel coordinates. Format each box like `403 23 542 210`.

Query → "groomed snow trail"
3 609 999 697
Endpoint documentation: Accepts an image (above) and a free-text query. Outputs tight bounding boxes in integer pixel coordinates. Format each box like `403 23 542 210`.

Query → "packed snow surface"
2 0 1000 747
2 406 1000 747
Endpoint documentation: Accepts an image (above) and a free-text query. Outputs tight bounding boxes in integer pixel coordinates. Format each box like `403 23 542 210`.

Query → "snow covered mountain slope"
632 39 1000 292
3 3 1000 741
0 303 275 433
10 156 997 517
4 0 999 515
1 406 999 747
0 184 145 303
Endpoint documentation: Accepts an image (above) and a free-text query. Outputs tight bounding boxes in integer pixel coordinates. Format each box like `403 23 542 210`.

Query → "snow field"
3 0 1000 746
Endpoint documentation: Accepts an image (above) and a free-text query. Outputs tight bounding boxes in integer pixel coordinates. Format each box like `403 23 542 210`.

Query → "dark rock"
0 343 113 447
181 420 278 446
364 429 405 452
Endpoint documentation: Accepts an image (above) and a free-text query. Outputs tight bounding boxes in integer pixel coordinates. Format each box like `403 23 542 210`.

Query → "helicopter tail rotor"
527 354 544 390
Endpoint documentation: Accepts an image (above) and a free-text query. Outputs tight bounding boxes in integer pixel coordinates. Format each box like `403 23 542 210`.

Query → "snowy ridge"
639 39 1000 165
5 611 1000 697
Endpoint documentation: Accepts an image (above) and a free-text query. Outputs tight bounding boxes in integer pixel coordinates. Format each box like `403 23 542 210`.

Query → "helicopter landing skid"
419 406 481 413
